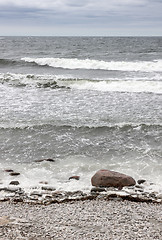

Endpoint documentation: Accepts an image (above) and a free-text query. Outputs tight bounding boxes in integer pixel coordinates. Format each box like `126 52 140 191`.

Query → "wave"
21 57 162 72
60 78 162 94
1 73 161 94
0 122 161 131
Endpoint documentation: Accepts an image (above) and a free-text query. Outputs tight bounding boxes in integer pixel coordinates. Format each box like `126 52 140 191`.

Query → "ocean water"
0 37 162 193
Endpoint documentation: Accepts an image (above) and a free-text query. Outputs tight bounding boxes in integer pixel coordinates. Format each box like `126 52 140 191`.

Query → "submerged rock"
91 169 136 189
69 176 80 180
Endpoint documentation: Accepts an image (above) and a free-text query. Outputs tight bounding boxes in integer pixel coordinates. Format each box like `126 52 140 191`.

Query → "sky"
0 0 162 36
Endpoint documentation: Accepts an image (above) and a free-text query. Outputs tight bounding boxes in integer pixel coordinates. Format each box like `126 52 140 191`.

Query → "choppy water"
0 37 162 193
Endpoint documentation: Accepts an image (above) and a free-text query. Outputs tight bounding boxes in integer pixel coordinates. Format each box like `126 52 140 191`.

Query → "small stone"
91 187 106 193
9 181 19 185
39 181 48 185
135 185 144 189
137 179 146 185
45 159 55 162
30 191 42 197
41 186 56 191
9 172 20 176
4 169 14 172
34 159 44 162
34 158 55 163
69 176 80 180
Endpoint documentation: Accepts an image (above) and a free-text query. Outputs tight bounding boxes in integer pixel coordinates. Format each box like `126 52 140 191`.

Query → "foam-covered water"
0 37 162 194
0 72 162 93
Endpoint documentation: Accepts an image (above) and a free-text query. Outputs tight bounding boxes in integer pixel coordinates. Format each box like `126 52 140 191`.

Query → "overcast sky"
0 0 162 36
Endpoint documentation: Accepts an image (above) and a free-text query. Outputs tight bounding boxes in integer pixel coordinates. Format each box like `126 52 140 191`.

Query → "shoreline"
1 179 162 205
0 199 162 239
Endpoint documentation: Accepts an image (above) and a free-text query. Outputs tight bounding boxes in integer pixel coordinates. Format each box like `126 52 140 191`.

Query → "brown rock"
69 176 80 180
91 169 136 189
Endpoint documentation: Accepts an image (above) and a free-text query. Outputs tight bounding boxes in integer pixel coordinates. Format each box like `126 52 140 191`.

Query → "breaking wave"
0 73 162 93
21 57 162 72
60 78 162 94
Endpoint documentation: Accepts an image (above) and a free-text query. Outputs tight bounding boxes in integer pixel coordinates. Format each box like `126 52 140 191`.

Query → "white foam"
0 155 162 194
61 79 162 94
22 57 162 72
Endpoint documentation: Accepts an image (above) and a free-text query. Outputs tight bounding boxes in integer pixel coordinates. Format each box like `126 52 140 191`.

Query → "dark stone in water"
9 181 19 185
69 176 80 180
4 169 14 172
137 179 146 185
35 158 55 163
9 172 20 176
34 159 44 163
46 159 55 162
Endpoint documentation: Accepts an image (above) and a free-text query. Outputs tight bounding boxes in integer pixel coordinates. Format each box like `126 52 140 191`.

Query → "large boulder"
91 169 136 189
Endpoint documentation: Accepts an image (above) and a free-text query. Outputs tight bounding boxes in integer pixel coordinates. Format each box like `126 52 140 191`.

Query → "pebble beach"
0 199 162 240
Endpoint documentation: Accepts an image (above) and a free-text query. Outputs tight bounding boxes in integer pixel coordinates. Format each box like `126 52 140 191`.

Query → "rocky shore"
0 168 162 205
0 182 162 205
0 168 162 239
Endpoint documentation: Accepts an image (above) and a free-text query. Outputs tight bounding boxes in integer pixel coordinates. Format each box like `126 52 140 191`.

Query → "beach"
0 199 162 239
0 36 162 239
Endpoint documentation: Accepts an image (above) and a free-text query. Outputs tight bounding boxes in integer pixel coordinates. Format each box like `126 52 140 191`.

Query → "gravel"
0 199 162 239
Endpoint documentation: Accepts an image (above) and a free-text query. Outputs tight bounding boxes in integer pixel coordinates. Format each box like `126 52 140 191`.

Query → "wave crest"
21 57 162 72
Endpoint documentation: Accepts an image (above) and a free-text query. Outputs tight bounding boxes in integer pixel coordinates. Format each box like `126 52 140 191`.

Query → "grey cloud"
0 0 162 35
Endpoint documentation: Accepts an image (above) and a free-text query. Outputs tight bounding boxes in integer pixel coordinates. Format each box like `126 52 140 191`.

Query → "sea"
0 36 162 194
